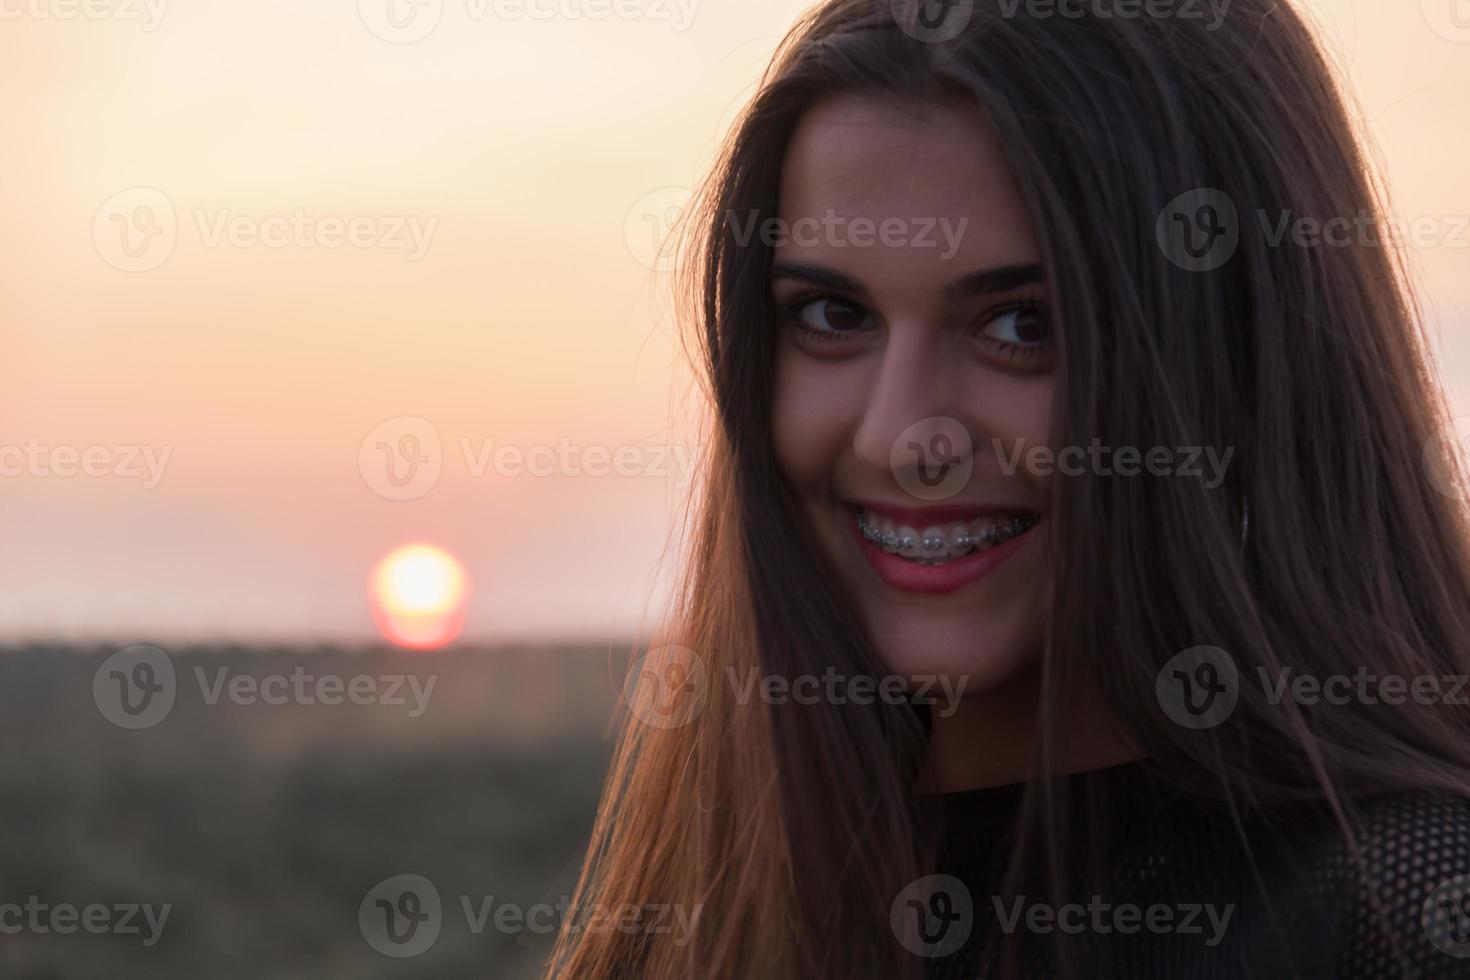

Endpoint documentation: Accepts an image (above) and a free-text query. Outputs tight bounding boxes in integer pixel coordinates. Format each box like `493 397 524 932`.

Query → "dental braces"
857 511 1039 563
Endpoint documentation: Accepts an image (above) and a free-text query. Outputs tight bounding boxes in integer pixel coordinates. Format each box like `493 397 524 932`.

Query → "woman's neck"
918 669 1145 793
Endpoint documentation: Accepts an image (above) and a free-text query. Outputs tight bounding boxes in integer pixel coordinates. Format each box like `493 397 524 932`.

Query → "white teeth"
946 523 972 556
877 517 900 553
969 518 999 551
855 508 1038 565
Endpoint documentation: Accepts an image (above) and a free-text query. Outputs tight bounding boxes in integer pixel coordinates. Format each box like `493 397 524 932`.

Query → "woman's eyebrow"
769 262 868 298
943 263 1045 297
769 261 1045 299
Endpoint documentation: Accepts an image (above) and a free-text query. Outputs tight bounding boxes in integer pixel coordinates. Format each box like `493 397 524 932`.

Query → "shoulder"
1294 790 1470 978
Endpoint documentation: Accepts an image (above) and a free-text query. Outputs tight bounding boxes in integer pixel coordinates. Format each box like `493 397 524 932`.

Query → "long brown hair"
548 1 1470 976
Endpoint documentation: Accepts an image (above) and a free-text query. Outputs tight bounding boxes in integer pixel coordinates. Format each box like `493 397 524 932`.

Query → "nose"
851 328 976 488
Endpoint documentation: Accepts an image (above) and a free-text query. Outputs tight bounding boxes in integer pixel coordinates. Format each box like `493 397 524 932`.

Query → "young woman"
550 0 1470 976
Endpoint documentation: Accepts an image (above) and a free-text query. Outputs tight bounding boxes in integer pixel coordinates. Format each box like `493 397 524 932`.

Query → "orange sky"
1 0 1467 643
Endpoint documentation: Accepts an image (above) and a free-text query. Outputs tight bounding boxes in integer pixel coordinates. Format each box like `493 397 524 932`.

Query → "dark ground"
0 644 626 979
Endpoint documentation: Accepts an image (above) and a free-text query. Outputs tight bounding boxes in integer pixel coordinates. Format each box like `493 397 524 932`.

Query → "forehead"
776 94 1039 280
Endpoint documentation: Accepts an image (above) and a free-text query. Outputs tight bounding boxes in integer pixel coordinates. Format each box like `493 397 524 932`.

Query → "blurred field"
0 644 628 979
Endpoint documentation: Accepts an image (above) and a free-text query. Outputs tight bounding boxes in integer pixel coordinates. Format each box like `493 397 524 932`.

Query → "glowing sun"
370 544 468 650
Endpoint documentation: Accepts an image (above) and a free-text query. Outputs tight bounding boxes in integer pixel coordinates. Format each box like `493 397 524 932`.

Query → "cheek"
977 372 1053 436
972 374 1055 486
771 342 851 492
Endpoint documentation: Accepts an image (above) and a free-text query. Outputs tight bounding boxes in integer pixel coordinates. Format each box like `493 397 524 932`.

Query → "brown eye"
981 305 1050 347
795 298 875 334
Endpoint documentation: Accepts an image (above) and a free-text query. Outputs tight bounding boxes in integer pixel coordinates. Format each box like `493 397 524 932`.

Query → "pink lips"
847 502 1040 595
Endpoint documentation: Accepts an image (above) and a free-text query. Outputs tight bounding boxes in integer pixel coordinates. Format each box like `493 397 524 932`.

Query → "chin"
863 602 1046 695
821 511 1052 694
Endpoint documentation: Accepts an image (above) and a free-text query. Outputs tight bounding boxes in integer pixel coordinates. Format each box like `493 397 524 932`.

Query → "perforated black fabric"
921 762 1470 979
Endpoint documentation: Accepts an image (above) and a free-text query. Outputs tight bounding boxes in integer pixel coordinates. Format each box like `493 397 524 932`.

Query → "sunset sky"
2 0 1467 645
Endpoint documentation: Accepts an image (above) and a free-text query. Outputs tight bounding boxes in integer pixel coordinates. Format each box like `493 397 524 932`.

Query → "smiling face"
771 94 1055 689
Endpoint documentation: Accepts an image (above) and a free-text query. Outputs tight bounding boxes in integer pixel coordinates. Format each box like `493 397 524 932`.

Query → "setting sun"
370 544 469 650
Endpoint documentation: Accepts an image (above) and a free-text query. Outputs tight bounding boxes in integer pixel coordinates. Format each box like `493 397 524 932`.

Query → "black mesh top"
917 761 1470 979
